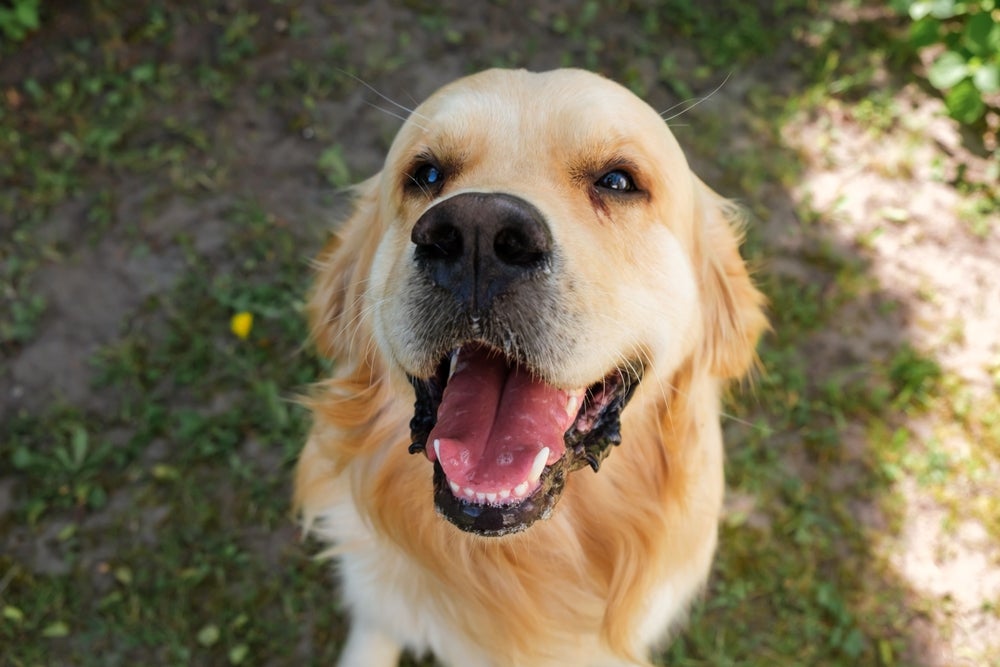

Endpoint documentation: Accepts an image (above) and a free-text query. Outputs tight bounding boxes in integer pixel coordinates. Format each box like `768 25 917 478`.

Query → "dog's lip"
431 456 568 537
407 344 642 536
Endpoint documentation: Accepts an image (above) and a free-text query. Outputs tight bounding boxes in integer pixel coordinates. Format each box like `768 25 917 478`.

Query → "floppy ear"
308 175 384 360
692 177 768 380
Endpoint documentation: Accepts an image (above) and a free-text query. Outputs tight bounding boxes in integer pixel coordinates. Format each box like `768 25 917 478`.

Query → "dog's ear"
692 177 768 379
308 175 384 360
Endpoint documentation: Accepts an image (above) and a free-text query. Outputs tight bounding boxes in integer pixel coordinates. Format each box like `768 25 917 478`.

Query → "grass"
1 1 998 665
2 197 339 665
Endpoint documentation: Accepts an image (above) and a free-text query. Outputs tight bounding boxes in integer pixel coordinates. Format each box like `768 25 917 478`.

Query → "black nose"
411 192 552 312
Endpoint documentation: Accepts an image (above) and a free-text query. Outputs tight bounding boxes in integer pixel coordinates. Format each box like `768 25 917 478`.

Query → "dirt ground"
1 1 999 665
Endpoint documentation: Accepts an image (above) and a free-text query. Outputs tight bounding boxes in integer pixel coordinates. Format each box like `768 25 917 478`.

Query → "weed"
888 344 942 412
317 144 353 187
894 0 1000 124
0 0 39 43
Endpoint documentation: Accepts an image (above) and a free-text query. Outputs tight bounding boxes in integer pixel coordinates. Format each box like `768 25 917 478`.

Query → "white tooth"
566 395 579 418
449 349 459 379
513 481 530 497
486 492 497 503
528 447 549 483
476 492 486 501
433 439 441 462
464 487 475 498
449 481 461 494
499 489 511 500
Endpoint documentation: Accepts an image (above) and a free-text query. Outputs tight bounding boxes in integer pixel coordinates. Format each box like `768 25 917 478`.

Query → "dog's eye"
412 163 445 189
596 170 635 192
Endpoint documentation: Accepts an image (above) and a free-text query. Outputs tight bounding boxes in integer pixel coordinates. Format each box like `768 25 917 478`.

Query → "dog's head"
311 69 766 536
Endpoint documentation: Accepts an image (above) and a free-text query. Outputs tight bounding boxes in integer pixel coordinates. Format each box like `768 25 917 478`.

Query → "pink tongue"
428 345 573 495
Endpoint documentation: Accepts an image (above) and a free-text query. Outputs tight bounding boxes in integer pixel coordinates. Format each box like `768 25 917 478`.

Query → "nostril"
413 222 463 262
494 226 548 266
410 193 552 312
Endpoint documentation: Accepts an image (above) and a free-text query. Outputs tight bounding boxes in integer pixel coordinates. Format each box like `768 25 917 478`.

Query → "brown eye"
595 170 635 192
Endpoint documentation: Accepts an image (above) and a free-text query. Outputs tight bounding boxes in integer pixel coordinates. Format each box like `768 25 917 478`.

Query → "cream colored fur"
294 68 767 667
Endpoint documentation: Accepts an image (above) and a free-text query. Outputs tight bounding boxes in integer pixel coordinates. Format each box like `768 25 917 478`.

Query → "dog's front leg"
337 622 402 667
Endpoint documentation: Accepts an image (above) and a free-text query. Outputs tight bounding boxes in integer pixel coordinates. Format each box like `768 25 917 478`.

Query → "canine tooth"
449 481 461 494
464 487 475 498
513 481 529 498
486 492 497 503
566 394 579 418
499 488 511 499
433 439 441 462
528 447 549 483
476 492 486 501
448 349 459 379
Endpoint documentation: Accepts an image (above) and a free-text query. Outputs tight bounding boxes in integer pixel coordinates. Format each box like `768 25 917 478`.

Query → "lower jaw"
432 460 568 537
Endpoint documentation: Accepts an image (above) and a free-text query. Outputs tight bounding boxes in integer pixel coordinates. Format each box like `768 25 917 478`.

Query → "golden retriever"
294 68 766 667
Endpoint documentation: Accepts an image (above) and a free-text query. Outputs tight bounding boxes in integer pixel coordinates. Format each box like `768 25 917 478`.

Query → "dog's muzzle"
401 192 643 537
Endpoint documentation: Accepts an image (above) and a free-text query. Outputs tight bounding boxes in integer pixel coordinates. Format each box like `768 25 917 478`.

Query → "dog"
294 68 767 667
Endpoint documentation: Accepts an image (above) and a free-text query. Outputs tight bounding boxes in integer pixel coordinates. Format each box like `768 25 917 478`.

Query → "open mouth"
408 343 642 537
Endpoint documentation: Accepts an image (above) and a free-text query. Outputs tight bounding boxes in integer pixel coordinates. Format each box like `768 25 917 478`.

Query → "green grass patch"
0 197 335 663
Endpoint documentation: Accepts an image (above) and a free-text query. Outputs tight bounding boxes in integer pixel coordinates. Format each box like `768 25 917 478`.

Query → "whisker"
718 410 769 433
660 72 732 123
341 294 385 358
337 68 430 121
365 101 427 131
405 171 433 198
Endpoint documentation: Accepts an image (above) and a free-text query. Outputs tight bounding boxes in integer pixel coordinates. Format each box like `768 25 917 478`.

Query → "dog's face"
318 69 763 537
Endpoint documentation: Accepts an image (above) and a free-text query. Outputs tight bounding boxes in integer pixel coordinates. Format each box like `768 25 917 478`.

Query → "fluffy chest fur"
298 365 729 666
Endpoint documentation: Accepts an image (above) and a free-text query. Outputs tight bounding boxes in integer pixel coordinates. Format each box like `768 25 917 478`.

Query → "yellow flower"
230 311 253 340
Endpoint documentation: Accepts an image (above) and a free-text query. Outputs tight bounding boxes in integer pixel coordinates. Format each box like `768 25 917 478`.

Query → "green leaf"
70 424 89 468
909 17 941 49
889 0 911 14
929 0 959 19
879 638 895 665
963 11 1000 56
197 624 221 647
945 79 986 124
152 463 180 481
928 51 969 90
316 145 351 188
88 484 108 509
42 621 70 638
2 606 25 624
11 446 32 470
909 0 958 20
131 63 157 84
114 566 133 586
14 0 40 30
973 63 1000 93
229 644 250 665
57 523 77 541
907 1 935 20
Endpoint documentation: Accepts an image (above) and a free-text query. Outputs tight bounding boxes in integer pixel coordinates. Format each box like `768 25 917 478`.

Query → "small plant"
317 144 352 187
894 0 1000 124
0 0 40 43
